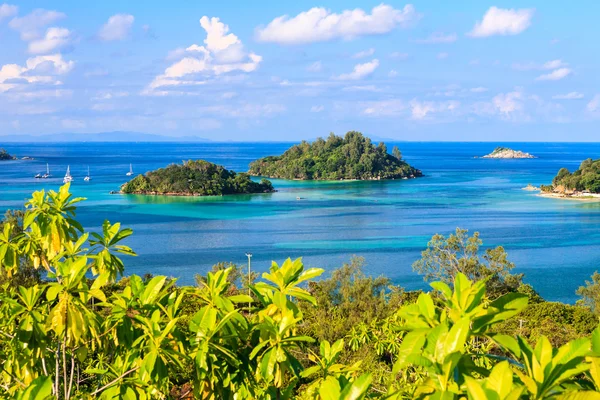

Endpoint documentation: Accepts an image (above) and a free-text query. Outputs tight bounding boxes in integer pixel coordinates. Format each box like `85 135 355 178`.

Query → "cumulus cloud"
415 32 457 44
97 14 134 41
9 9 65 41
256 4 420 45
147 17 262 93
363 99 406 116
471 87 488 93
536 67 571 81
352 48 375 59
388 70 398 77
0 54 74 92
587 95 600 113
0 3 17 21
28 27 72 54
310 105 324 112
410 99 459 119
469 7 534 38
492 91 523 115
334 59 379 80
552 92 584 100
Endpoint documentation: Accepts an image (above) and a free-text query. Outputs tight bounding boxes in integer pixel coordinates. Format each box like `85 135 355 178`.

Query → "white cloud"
536 67 571 81
307 61 322 72
0 54 74 92
147 17 262 92
310 105 324 112
388 69 398 77
61 119 85 129
437 52 448 60
363 99 406 116
492 91 522 115
97 14 134 41
543 59 567 70
198 103 285 118
552 92 584 100
0 3 17 21
256 4 420 44
513 59 567 71
9 9 65 41
352 48 375 59
469 7 534 38
389 52 409 60
334 59 379 80
410 99 459 119
471 86 488 93
415 32 457 44
28 27 72 54
221 91 237 99
587 95 600 113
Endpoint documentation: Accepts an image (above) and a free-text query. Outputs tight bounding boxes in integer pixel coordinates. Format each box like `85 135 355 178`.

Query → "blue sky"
0 0 599 141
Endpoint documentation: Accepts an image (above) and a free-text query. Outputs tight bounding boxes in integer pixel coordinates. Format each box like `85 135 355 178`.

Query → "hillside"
248 131 422 180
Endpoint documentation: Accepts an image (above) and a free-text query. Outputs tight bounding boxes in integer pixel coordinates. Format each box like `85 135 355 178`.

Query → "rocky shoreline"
481 147 536 159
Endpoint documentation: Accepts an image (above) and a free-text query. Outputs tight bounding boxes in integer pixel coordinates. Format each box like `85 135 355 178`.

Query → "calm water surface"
1 141 599 303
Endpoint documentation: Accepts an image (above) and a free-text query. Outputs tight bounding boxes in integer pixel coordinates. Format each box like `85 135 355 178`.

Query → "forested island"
540 158 600 198
248 131 422 180
481 147 536 159
2 187 600 398
121 160 274 196
0 148 15 160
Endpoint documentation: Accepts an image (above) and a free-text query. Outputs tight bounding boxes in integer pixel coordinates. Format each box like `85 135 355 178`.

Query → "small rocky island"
248 131 422 180
481 147 536 159
539 158 600 199
121 160 274 196
0 148 16 160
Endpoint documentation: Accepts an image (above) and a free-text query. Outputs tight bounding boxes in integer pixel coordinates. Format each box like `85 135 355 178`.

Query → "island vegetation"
481 147 536 159
541 158 600 196
2 184 600 398
0 148 15 160
248 131 422 181
121 159 274 196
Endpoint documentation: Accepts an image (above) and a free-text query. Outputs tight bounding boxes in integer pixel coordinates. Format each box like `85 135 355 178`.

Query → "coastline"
120 190 276 197
537 192 600 201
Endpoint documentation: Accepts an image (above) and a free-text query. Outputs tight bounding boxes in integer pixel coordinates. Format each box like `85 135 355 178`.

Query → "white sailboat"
42 163 50 179
126 163 133 176
63 165 73 184
84 166 91 181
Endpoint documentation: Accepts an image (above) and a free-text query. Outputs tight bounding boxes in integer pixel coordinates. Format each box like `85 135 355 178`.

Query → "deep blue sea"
1 142 599 303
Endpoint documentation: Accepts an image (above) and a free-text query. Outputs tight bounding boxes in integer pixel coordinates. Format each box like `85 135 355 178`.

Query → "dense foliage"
248 132 422 180
2 184 600 399
543 158 600 193
121 160 274 196
0 148 15 161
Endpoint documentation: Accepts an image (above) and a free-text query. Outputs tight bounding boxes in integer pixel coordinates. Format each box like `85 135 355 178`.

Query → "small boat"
34 173 42 179
63 165 73 184
42 163 50 179
126 164 133 176
84 166 91 181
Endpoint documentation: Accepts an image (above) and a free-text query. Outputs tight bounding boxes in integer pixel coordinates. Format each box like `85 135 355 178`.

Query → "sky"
0 0 599 141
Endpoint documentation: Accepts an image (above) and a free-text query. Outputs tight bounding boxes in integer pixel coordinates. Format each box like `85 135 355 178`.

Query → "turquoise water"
1 142 599 303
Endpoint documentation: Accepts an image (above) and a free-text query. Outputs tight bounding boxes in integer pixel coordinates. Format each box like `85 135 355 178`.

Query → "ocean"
1 141 599 303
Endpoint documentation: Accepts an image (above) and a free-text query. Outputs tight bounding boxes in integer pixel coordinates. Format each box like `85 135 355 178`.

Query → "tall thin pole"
245 253 252 310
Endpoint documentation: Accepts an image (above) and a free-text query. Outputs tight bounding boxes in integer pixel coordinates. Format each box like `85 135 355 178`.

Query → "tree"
392 146 402 160
577 271 600 314
412 228 524 297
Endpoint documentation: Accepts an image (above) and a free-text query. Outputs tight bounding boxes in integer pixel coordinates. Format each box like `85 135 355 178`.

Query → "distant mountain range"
0 132 211 143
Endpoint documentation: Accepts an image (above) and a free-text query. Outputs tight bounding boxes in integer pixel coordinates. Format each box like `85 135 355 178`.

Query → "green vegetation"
0 148 15 161
2 184 600 399
248 132 422 180
121 159 274 196
543 158 600 193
